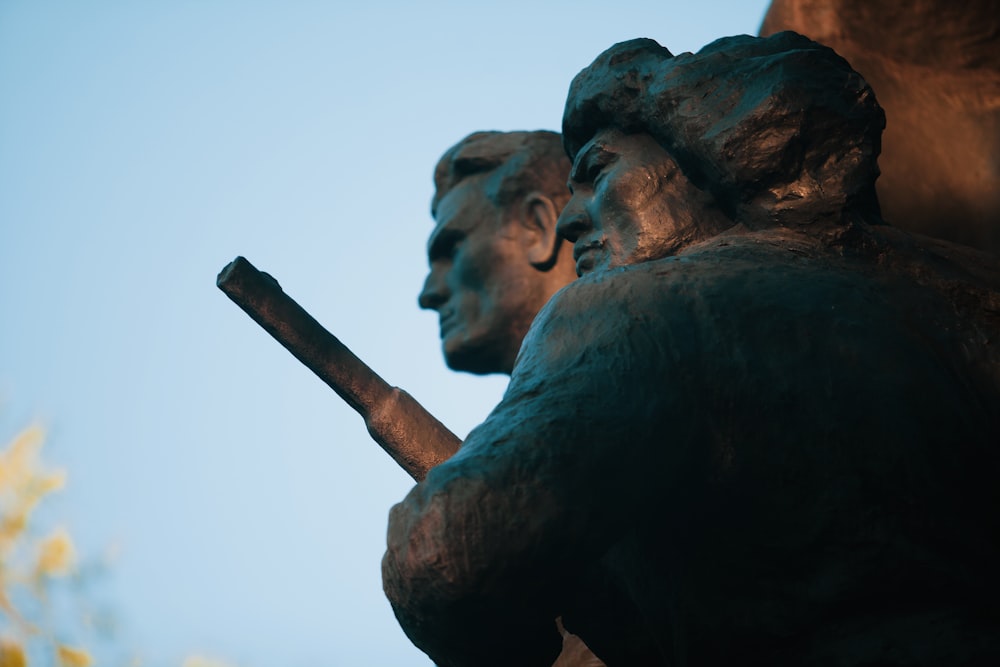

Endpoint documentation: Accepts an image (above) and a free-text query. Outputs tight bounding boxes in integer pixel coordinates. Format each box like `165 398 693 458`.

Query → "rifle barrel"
217 256 459 480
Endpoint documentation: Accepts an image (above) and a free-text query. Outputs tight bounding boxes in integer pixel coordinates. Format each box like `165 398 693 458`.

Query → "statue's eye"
441 236 462 261
584 151 613 185
429 230 464 262
586 161 605 184
571 143 614 187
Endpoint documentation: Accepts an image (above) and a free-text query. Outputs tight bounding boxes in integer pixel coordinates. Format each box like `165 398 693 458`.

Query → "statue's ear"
518 192 561 270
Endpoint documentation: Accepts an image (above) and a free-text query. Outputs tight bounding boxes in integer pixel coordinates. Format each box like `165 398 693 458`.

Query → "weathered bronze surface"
420 131 578 375
217 256 459 480
384 33 1000 666
761 0 1000 254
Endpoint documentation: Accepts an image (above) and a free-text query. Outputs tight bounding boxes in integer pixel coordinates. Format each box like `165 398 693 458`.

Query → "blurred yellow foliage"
1 424 239 667
0 425 89 666
56 645 93 667
0 425 66 560
0 639 27 667
35 527 76 578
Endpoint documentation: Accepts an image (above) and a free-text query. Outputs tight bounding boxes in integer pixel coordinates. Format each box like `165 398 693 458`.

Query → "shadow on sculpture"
383 32 1000 667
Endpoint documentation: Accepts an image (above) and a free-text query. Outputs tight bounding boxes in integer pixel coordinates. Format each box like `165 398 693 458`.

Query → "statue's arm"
382 274 697 667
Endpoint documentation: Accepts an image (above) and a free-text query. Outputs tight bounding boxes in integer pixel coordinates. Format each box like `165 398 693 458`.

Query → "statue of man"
419 131 603 666
384 33 1000 666
418 131 578 375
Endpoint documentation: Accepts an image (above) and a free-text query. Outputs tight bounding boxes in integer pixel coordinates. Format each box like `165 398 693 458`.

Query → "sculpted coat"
384 33 1000 667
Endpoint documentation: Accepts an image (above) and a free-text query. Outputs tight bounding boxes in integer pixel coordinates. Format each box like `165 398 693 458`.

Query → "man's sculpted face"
418 179 536 375
557 129 702 276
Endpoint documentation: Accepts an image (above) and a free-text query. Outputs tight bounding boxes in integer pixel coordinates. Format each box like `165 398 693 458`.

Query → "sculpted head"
419 131 576 375
558 33 885 275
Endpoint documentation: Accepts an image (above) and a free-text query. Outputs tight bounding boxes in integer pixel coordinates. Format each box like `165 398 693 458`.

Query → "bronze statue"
419 131 578 375
760 0 1000 254
383 33 1000 666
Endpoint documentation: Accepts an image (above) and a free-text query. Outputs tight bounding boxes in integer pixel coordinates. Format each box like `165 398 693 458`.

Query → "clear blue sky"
1 1 769 664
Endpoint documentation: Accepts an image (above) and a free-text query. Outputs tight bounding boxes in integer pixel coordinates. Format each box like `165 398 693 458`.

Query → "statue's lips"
573 239 603 275
438 312 457 339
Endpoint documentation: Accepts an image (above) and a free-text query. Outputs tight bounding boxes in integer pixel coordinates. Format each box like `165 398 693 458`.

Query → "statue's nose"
418 270 447 310
557 208 592 243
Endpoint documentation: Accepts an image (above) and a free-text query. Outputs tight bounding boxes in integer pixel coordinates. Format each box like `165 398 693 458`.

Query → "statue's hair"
562 32 886 228
432 130 571 219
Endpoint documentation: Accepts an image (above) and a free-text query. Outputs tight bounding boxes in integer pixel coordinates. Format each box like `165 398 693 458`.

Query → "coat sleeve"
382 272 703 667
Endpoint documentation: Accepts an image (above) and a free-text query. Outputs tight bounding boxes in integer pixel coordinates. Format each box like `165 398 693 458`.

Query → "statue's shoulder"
521 231 826 371
529 224 998 371
543 228 836 316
